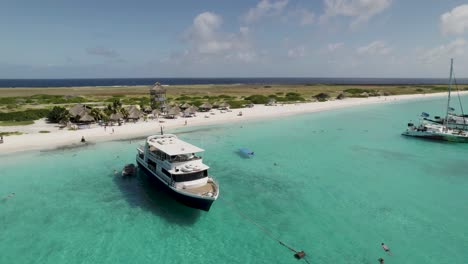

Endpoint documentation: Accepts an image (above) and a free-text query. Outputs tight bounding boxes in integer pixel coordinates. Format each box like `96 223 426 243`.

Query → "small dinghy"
239 148 255 158
122 163 136 177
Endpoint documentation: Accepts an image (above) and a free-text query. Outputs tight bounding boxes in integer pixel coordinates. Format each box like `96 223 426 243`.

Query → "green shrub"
416 88 423 92
0 131 23 136
244 95 269 104
226 100 245 109
285 92 305 101
39 130 50 133
0 97 17 105
314 93 330 102
0 109 50 122
431 87 447 91
218 94 233 99
47 106 68 123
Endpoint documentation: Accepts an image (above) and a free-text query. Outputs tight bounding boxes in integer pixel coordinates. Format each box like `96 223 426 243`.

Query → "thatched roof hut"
151 109 161 116
69 104 86 117
78 112 95 123
199 102 212 111
180 103 191 110
126 105 140 113
127 110 143 120
110 112 123 121
165 107 180 119
188 105 199 112
219 102 231 109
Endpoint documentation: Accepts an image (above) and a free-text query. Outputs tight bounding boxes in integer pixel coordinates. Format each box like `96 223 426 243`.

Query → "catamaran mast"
444 58 454 129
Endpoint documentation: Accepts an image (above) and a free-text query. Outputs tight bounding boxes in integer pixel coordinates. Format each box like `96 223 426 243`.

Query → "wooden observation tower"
150 82 166 110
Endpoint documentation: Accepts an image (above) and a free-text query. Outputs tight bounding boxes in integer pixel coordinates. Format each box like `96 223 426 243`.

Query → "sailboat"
402 59 468 142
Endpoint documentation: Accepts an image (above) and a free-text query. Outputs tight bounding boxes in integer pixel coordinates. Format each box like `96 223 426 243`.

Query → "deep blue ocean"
1 78 468 88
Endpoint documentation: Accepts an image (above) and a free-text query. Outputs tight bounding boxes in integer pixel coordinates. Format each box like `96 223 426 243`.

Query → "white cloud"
86 47 119 58
298 9 315 25
440 5 468 35
243 0 288 23
287 46 306 59
321 0 392 28
328 42 344 52
357 41 392 55
419 39 467 64
172 12 256 63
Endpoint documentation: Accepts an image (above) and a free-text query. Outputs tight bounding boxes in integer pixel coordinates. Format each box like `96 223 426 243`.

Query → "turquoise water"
1 97 467 264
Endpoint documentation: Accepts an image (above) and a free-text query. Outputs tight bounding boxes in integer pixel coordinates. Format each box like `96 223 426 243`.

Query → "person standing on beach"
381 243 392 255
112 128 114 134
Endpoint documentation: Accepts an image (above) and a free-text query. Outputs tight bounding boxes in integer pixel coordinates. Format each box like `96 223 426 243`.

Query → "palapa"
127 110 143 120
219 102 230 109
199 102 212 111
110 112 123 121
180 103 191 109
69 104 86 117
78 112 95 122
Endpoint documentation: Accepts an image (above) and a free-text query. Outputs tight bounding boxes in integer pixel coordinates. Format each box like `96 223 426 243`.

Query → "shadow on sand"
112 169 201 226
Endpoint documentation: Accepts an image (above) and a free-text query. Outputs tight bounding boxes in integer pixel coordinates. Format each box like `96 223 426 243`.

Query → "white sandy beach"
0 92 462 154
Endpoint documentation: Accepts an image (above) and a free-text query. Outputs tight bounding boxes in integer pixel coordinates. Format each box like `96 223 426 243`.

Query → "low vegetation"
0 120 35 126
0 109 50 122
0 131 23 136
0 83 458 124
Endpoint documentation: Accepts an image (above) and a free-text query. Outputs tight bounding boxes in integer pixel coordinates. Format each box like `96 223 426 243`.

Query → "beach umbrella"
79 112 95 123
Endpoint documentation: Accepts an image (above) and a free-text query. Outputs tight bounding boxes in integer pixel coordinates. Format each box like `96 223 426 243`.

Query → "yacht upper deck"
147 134 204 156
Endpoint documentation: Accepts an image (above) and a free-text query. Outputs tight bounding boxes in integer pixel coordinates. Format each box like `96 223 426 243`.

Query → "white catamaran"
402 59 468 142
136 134 219 211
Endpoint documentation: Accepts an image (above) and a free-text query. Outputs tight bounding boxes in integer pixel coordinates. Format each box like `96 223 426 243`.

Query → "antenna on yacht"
444 58 454 130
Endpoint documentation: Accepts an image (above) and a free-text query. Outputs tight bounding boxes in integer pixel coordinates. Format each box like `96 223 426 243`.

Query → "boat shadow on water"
112 169 201 226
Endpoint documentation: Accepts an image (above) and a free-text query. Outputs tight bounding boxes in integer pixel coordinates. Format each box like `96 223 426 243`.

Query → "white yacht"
136 134 219 211
402 121 468 142
402 59 468 143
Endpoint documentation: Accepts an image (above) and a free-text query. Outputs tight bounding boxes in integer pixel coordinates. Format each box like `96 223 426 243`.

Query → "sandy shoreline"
0 92 462 155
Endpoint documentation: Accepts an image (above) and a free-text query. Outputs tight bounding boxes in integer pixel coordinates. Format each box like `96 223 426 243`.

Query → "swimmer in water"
378 258 384 264
381 243 392 255
2 192 15 200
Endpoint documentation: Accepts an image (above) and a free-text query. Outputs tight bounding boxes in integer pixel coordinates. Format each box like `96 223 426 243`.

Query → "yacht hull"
402 131 468 142
136 159 215 211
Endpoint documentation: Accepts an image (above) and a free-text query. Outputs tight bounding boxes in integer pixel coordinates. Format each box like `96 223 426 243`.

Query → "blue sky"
1 0 468 78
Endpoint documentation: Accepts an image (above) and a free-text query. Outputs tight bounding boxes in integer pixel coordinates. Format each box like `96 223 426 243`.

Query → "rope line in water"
222 198 311 264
